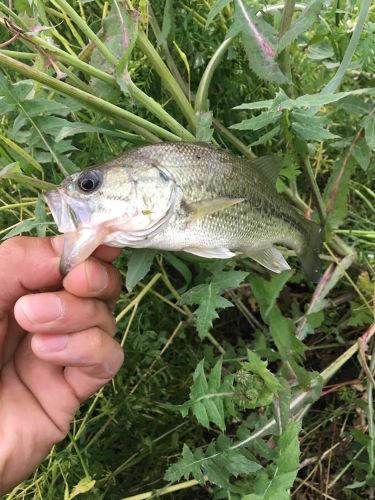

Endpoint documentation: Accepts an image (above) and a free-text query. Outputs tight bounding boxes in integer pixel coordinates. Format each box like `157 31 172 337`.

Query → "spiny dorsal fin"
186 197 245 220
248 155 283 185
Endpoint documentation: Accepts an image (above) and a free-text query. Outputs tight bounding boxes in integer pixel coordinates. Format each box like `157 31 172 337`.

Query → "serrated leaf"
251 126 280 146
165 438 261 486
180 268 247 338
125 248 157 292
231 111 280 131
243 422 301 499
248 271 293 321
206 0 232 27
268 307 306 362
233 99 274 111
0 75 33 115
277 0 324 54
292 111 339 141
236 351 280 409
234 0 287 84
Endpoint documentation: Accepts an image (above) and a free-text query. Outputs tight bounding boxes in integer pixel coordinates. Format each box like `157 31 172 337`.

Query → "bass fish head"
44 159 178 275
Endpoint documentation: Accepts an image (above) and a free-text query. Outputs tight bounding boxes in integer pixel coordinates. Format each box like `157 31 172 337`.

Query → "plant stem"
195 37 233 113
321 0 372 95
232 326 374 448
136 31 197 131
0 49 36 60
47 2 194 140
123 479 200 500
0 53 176 142
301 155 326 225
147 10 256 157
278 0 296 88
51 0 116 65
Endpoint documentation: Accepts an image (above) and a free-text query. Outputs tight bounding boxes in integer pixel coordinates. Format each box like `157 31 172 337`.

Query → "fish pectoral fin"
183 246 238 259
245 247 291 273
186 197 245 220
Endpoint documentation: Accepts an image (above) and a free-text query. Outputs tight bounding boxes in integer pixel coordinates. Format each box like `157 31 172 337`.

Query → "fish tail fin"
299 221 324 283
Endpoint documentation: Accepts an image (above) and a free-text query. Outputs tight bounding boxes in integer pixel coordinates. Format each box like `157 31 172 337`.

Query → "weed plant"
0 0 374 498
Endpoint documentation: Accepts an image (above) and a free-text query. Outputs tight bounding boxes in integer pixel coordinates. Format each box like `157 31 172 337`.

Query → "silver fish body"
44 142 322 280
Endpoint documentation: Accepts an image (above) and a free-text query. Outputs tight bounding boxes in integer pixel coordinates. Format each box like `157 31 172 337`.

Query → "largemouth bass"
44 142 323 280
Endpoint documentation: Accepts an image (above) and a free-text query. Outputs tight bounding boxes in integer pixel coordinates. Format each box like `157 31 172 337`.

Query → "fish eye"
77 171 102 193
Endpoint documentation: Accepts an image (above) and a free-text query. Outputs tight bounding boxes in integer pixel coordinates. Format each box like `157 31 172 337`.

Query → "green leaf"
363 115 375 149
277 0 324 54
206 0 232 27
180 268 248 338
323 155 356 229
115 6 139 94
250 126 280 146
179 359 229 431
35 196 47 237
196 111 214 141
292 111 339 141
248 271 293 321
352 137 371 171
0 75 33 115
125 248 157 292
1 220 52 240
165 438 261 486
161 0 174 43
233 0 287 84
235 351 280 409
243 422 301 499
69 478 96 499
268 307 306 363
230 111 280 131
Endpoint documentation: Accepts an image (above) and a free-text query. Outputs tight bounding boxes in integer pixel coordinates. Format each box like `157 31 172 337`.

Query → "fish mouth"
44 189 92 233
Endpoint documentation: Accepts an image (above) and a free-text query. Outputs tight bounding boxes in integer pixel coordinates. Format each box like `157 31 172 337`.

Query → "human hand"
0 236 124 494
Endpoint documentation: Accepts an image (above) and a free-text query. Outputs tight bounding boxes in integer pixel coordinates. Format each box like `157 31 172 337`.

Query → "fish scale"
44 141 323 280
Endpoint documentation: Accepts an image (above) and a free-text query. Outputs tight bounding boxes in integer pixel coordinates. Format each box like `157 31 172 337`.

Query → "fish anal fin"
186 197 245 220
183 246 238 259
249 155 283 185
245 246 291 273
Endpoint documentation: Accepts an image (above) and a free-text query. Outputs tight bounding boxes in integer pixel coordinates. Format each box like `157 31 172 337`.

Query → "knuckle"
0 236 27 263
86 327 104 353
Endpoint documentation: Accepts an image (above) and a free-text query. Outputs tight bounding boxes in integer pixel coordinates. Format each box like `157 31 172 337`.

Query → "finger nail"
50 235 64 255
33 333 68 352
19 294 63 324
85 260 109 293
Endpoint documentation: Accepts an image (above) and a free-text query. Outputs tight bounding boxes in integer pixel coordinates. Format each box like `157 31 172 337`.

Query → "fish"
44 141 323 280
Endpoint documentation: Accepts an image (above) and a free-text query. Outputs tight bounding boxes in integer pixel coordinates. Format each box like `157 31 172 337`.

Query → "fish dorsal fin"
245 246 291 273
249 155 283 185
186 197 245 220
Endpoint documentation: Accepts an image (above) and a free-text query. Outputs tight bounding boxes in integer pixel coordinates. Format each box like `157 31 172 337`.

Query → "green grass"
0 0 374 498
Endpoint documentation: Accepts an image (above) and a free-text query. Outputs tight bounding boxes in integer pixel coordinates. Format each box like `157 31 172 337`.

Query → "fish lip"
44 189 78 233
44 188 94 233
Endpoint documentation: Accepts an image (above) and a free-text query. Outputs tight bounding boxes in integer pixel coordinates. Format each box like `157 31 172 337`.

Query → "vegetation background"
0 0 374 498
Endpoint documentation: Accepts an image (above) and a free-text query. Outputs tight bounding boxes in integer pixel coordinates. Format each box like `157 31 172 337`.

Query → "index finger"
0 236 62 316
